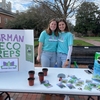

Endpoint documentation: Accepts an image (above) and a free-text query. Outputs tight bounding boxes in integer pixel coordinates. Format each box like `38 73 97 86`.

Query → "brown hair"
46 18 58 36
58 18 69 32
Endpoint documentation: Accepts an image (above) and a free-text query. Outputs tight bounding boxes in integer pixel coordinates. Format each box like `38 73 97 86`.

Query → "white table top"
0 67 100 96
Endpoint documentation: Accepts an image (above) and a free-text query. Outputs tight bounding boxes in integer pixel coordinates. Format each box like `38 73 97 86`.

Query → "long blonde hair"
46 18 58 36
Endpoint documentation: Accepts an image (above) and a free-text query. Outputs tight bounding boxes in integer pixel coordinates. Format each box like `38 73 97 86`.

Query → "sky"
6 0 33 13
6 0 100 25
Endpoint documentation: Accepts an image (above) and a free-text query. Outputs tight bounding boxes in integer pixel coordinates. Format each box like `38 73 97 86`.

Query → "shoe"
64 95 70 100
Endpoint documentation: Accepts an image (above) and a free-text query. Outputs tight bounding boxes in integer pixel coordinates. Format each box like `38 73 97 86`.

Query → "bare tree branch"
32 0 85 19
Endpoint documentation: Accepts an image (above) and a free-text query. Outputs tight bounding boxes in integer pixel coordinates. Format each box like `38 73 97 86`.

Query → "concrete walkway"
76 37 100 46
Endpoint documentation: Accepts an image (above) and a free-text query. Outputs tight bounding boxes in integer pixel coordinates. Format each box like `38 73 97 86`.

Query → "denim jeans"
41 51 57 67
57 52 71 68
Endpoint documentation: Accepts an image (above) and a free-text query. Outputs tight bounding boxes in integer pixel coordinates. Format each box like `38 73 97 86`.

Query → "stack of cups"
28 70 35 86
38 68 48 84
42 68 48 76
38 72 44 84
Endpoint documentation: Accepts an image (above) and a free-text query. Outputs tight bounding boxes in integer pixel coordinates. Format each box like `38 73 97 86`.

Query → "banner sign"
0 29 34 72
0 32 24 58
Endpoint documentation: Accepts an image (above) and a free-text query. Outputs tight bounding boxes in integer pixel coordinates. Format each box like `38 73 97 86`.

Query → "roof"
0 8 15 17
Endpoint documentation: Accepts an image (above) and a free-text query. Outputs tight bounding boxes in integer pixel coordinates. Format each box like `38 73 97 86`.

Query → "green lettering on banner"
10 51 14 57
0 42 5 50
3 51 9 57
6 42 12 50
16 50 20 57
13 43 21 50
0 50 2 58
0 41 21 58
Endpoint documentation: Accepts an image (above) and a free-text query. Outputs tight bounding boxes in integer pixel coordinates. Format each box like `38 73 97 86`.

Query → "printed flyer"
26 44 33 63
92 52 100 82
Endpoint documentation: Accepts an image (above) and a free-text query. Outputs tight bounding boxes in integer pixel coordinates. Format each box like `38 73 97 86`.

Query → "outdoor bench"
71 46 100 65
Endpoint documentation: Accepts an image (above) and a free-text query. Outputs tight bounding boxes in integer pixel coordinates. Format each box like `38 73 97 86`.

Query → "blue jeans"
41 51 57 67
57 52 71 68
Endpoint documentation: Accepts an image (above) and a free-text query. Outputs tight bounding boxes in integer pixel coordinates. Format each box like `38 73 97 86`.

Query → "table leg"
4 92 11 100
97 96 100 100
0 92 11 100
87 96 94 100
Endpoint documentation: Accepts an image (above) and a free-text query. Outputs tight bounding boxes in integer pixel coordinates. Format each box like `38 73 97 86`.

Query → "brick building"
0 0 14 29
0 8 14 28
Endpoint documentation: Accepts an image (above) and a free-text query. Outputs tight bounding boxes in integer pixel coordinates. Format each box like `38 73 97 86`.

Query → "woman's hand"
37 42 42 63
37 55 40 62
62 60 69 68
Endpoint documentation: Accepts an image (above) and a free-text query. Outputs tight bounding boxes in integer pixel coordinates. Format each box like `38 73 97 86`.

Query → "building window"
0 17 1 23
5 18 8 23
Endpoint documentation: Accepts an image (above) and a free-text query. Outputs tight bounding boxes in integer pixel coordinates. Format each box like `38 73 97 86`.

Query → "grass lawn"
74 40 93 46
34 41 39 46
34 40 94 46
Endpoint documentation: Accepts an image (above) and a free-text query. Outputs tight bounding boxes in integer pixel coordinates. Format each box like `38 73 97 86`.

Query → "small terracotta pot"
28 70 35 78
28 77 35 86
42 68 48 76
0 95 3 100
38 72 44 83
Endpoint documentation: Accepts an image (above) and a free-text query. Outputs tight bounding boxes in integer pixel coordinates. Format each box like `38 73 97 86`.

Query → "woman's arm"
63 45 73 68
37 42 43 62
66 45 73 60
